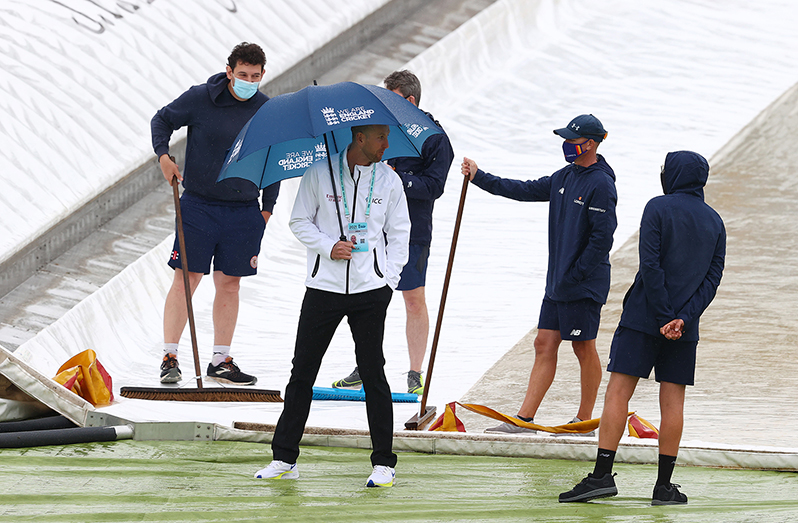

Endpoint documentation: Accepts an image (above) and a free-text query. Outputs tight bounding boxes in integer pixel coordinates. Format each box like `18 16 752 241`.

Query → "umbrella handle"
313 80 345 241
323 133 347 241
419 174 469 415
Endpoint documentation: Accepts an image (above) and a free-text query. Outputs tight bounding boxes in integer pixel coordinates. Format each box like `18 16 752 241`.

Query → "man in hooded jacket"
150 42 280 386
461 114 617 433
559 150 726 505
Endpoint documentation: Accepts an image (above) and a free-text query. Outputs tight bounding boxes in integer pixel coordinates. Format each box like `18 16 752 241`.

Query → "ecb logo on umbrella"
404 123 428 138
321 107 339 126
314 142 327 161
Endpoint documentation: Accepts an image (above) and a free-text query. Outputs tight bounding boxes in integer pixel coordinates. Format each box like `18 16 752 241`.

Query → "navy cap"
553 114 607 142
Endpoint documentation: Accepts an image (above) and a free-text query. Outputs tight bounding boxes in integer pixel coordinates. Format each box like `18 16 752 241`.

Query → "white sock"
211 345 231 366
163 343 179 358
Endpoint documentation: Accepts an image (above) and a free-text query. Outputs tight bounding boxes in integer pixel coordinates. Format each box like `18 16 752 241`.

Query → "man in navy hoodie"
151 42 280 386
559 151 725 505
461 114 616 433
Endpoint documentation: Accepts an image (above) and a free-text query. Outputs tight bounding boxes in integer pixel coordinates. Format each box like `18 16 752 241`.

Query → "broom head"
404 405 437 430
120 386 282 402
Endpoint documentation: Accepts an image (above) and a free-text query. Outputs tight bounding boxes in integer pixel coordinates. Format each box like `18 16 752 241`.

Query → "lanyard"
339 152 375 222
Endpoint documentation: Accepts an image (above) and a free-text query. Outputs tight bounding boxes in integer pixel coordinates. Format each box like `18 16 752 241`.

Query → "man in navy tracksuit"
332 71 455 394
461 114 617 433
560 151 725 505
150 42 280 386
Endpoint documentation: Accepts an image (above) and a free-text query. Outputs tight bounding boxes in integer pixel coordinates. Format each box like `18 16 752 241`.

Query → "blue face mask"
562 139 590 163
232 77 259 100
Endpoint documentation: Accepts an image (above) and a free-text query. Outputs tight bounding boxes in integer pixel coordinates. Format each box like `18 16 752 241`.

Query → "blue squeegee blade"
311 387 419 403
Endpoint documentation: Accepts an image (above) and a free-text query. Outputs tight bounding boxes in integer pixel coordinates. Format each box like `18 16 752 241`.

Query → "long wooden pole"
406 174 469 429
171 175 203 389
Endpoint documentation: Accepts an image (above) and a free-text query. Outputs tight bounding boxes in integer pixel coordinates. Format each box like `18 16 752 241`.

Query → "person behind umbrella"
461 114 617 433
255 124 410 487
150 42 280 386
559 151 725 505
332 70 454 395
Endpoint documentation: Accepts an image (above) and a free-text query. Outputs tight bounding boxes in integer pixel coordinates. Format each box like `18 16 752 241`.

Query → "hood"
575 154 616 181
661 150 708 198
206 72 235 107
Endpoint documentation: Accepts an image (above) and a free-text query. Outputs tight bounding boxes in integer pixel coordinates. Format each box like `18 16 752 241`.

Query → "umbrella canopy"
217 82 443 189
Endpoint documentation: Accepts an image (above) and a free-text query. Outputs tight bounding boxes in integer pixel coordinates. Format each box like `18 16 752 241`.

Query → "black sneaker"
332 367 362 389
559 473 618 503
160 353 182 383
652 483 688 505
206 357 257 385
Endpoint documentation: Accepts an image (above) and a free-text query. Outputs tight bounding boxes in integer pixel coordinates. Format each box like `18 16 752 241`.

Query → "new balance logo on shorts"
570 329 582 336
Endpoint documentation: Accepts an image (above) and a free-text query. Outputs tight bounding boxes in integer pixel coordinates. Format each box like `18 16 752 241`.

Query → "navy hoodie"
386 111 454 246
619 151 726 341
472 155 617 303
151 72 280 210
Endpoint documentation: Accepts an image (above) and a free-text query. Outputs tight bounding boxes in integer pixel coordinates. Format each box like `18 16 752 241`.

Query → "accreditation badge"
348 222 369 253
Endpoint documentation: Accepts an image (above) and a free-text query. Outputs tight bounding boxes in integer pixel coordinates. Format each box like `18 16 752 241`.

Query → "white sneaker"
254 460 299 479
366 465 395 487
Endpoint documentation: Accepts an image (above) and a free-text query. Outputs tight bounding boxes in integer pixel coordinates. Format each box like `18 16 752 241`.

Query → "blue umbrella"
217 81 443 189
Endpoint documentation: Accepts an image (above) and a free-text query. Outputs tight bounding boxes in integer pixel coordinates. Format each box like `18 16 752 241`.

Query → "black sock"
656 454 677 486
517 415 533 423
592 448 616 477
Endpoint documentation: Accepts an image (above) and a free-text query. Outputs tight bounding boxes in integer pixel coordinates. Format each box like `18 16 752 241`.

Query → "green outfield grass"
0 441 796 522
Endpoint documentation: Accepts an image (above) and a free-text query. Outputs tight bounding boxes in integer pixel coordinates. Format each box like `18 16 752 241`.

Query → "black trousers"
272 286 397 467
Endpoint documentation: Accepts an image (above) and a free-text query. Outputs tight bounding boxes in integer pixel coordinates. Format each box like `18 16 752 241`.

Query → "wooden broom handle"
171 174 203 389
419 174 469 415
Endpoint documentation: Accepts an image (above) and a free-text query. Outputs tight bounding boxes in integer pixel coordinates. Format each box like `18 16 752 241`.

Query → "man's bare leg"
164 268 204 344
572 338 603 421
403 286 429 373
597 371 639 451
517 328 562 419
212 271 241 347
658 381 686 456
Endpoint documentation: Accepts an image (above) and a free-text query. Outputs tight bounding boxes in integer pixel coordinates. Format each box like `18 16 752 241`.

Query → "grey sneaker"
407 370 424 394
559 472 618 502
206 357 257 385
160 353 181 383
552 417 596 437
484 420 537 435
332 367 362 389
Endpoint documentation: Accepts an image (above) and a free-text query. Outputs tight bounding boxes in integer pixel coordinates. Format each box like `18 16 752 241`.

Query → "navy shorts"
537 296 602 341
396 243 430 291
167 192 265 277
607 326 697 385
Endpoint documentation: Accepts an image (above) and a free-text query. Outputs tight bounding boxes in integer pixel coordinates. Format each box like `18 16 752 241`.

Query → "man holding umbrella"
255 124 410 487
333 70 455 395
151 42 280 386
461 114 617 433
